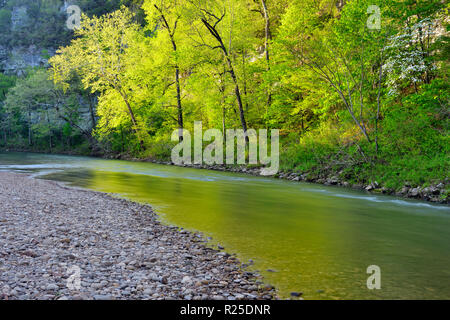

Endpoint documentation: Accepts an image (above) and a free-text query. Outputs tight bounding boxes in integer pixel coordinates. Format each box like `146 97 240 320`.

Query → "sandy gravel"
0 172 275 300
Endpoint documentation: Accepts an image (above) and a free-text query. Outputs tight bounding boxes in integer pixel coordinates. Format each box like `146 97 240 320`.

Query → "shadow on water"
1 152 449 299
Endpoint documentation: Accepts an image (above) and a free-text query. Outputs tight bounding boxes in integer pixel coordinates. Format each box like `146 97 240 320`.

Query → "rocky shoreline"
116 157 449 205
0 172 276 300
2 149 448 204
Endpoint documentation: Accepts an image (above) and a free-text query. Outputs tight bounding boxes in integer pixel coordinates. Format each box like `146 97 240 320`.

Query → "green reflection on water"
1 152 449 299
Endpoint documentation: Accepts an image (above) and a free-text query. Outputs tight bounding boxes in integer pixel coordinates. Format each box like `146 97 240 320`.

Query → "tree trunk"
155 5 184 142
28 110 32 146
120 125 125 153
201 18 249 143
46 111 52 153
227 56 249 139
375 50 385 154
260 0 272 109
222 106 226 143
175 66 184 142
57 111 97 150
119 90 144 149
89 95 96 128
220 68 227 144
242 51 249 112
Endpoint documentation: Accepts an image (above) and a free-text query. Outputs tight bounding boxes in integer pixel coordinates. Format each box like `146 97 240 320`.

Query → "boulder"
400 186 410 195
409 187 420 197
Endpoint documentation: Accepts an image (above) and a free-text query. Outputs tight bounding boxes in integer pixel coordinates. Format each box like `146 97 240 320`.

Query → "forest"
0 0 448 193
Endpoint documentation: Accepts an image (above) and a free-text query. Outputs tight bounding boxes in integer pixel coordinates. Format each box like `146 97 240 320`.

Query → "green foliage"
0 9 11 30
1 0 448 191
281 77 449 190
0 73 16 101
1 68 95 152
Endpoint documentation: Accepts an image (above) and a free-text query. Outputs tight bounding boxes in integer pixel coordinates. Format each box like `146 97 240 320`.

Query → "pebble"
0 172 276 301
181 276 192 284
46 284 58 291
93 295 112 300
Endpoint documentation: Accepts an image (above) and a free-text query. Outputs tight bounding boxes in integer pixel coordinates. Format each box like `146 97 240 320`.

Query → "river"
0 151 449 299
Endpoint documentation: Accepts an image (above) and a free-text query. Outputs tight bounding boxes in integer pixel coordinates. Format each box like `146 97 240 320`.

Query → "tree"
187 0 251 141
3 69 97 151
0 73 16 146
275 0 391 147
143 0 191 142
252 0 272 108
50 7 147 149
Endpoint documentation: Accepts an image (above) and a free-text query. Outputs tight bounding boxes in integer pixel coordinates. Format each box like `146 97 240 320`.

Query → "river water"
1 152 449 299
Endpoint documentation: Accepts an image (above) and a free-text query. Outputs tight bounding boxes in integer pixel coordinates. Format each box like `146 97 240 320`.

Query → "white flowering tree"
384 18 437 96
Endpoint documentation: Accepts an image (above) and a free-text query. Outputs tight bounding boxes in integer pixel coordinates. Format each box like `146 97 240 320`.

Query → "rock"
329 177 339 185
46 284 58 291
264 284 274 291
0 172 276 302
400 186 410 194
409 188 420 197
64 253 77 260
143 289 153 295
91 282 104 289
290 292 303 297
93 295 112 300
22 250 39 258
181 276 192 284
430 186 440 195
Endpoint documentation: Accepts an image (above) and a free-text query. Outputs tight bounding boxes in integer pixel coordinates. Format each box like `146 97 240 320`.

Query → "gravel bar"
0 172 276 300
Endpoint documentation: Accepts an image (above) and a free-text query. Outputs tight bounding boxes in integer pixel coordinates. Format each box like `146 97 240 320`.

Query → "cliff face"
0 44 55 76
1 4 54 75
0 0 125 75
0 1 76 75
0 1 98 134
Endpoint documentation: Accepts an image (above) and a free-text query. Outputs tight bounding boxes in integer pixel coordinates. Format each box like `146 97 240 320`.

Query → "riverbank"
0 172 276 300
2 148 448 204
110 155 449 205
